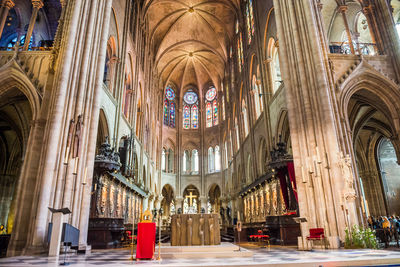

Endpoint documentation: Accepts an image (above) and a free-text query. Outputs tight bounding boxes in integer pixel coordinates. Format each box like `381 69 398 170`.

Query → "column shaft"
0 0 14 41
23 0 44 51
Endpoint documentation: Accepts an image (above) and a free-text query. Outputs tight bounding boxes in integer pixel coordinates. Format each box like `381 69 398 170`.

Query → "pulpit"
171 214 220 246
136 222 156 259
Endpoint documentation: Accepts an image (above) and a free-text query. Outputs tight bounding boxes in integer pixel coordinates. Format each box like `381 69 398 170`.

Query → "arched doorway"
182 185 200 214
161 184 175 221
347 88 400 216
0 89 32 233
208 184 221 214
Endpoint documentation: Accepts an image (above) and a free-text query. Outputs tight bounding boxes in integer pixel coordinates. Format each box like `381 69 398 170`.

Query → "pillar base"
77 244 91 254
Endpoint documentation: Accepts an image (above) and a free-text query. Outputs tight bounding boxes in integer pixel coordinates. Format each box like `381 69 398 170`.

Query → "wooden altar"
171 214 220 246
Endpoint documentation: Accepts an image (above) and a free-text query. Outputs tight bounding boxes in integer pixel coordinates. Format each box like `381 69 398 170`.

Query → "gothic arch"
0 66 41 121
339 66 400 129
263 7 275 59
258 137 268 175
276 109 290 145
339 66 400 159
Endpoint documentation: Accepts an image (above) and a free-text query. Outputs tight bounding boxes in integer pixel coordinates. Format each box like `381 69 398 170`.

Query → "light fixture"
188 7 194 13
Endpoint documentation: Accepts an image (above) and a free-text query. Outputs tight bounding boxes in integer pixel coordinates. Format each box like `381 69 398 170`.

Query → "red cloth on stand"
136 222 156 259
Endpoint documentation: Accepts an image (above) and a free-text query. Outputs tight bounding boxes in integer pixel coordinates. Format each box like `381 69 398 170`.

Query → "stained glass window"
206 87 217 101
205 86 218 127
183 105 190 129
213 100 218 126
222 96 226 120
246 0 255 44
235 20 239 34
164 100 169 125
238 33 244 72
206 102 212 128
166 86 175 101
191 105 199 129
215 146 221 172
184 91 198 105
163 85 176 128
183 90 199 129
169 102 176 128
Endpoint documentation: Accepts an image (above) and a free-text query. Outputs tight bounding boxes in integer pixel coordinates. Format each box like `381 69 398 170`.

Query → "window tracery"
183 89 199 129
205 86 218 128
163 85 176 128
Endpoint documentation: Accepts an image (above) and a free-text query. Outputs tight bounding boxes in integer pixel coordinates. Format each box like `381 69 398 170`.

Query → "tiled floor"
1 244 400 267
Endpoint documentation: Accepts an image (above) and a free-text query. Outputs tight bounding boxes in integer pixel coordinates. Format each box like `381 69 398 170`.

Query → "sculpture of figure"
209 216 215 245
73 115 83 158
65 119 75 160
187 215 193 246
339 153 356 199
176 215 181 245
199 215 205 246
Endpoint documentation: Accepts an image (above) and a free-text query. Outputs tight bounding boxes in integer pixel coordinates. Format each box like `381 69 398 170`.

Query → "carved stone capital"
2 0 15 9
338 5 348 13
32 0 44 9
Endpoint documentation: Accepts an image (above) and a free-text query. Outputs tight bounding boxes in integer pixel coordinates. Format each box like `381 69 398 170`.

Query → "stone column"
338 5 355 54
0 0 14 40
23 0 44 51
273 0 360 249
361 5 379 54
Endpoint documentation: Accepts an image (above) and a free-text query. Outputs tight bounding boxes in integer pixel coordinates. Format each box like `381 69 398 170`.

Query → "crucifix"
185 191 197 206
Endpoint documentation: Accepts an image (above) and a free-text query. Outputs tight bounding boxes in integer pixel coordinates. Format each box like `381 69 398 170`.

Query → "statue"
73 115 83 158
265 186 271 214
209 216 215 245
339 153 357 200
199 215 205 245
65 119 75 161
176 215 181 244
171 214 220 246
187 216 193 246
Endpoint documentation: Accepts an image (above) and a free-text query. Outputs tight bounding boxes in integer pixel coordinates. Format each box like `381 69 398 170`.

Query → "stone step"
155 243 253 258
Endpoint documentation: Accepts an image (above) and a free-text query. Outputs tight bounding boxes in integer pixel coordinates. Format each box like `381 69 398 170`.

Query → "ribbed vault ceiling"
144 0 238 93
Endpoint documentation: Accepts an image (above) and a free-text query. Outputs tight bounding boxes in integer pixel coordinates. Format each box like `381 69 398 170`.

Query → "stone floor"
1 243 400 267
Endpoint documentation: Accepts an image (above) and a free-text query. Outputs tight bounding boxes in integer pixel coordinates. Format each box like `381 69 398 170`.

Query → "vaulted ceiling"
144 0 239 94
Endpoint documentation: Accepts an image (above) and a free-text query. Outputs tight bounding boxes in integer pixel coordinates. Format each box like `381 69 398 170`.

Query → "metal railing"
329 42 377 56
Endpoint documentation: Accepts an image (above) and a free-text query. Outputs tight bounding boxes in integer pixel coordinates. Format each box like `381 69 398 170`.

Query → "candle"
316 146 322 164
313 156 319 176
306 157 313 174
301 166 307 183
82 167 87 185
237 211 240 221
73 157 79 174
64 147 70 164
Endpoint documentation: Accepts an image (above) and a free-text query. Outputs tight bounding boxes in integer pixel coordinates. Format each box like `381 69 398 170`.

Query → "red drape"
136 222 156 259
287 162 298 202
277 169 289 210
